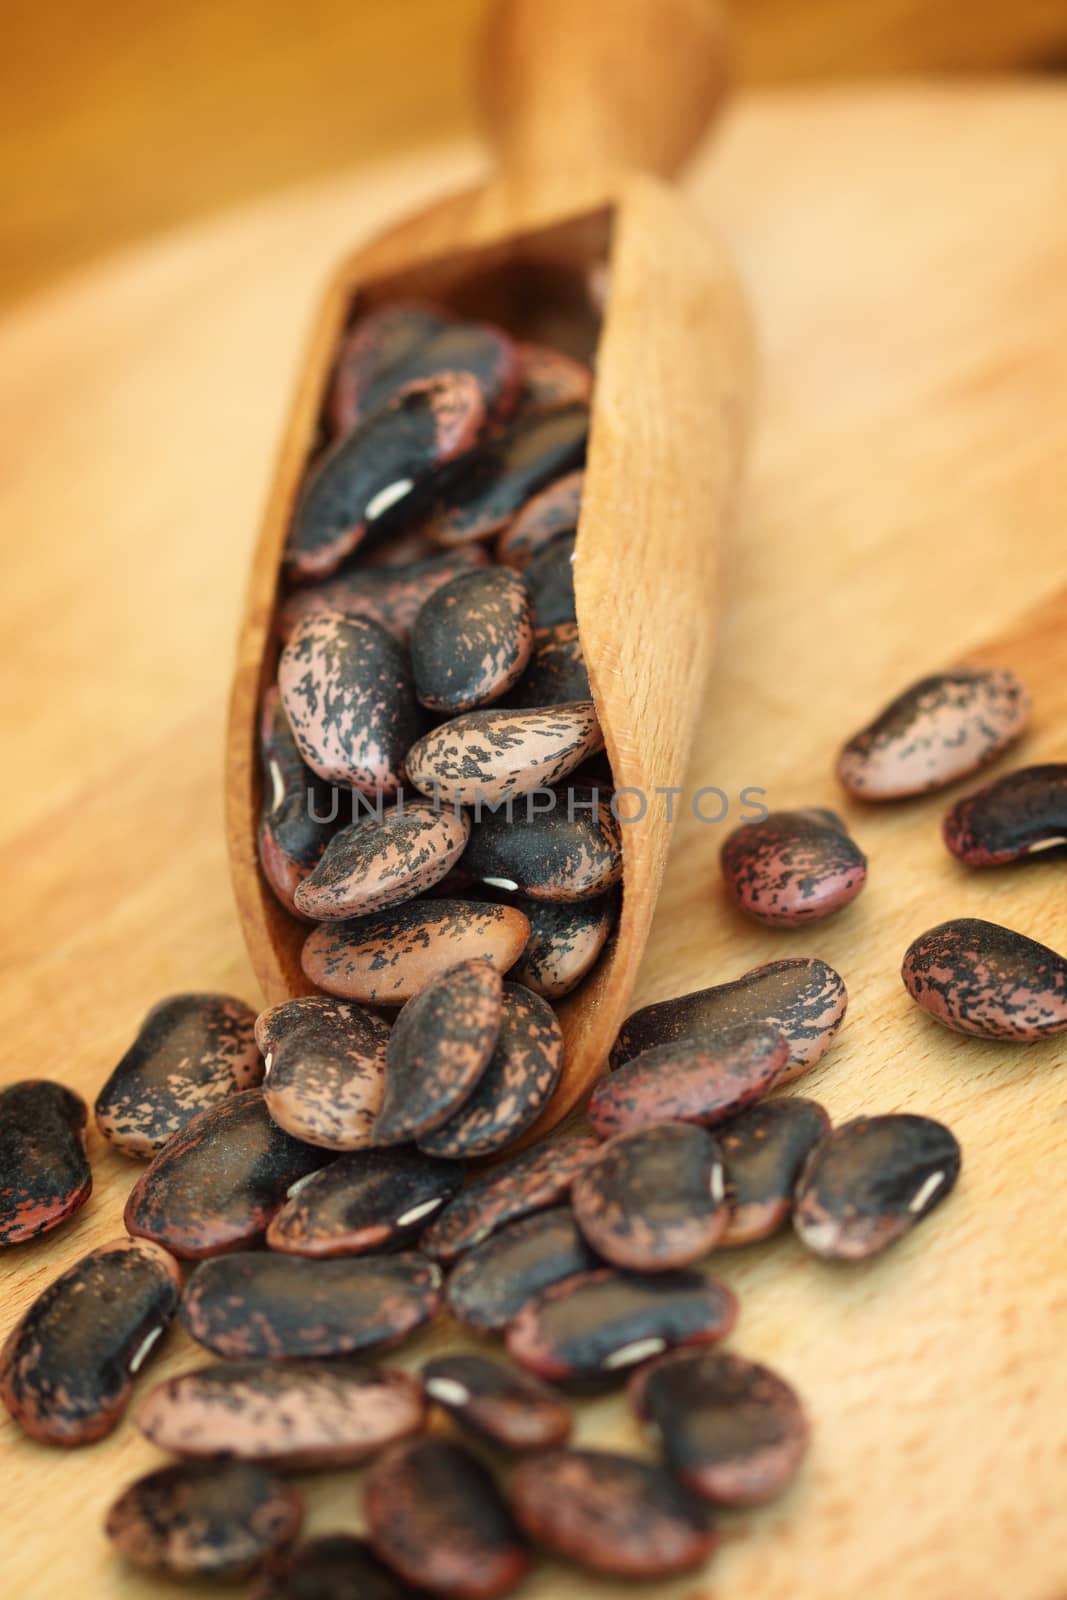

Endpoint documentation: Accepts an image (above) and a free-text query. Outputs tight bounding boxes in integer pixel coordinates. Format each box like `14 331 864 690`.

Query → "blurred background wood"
4 0 1067 305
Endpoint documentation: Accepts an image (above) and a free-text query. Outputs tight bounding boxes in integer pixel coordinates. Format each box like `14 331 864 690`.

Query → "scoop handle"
479 0 732 180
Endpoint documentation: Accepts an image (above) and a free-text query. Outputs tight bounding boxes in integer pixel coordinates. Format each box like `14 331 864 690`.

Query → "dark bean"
463 784 622 901
718 1097 831 1246
375 959 503 1144
412 567 534 712
278 611 422 794
611 957 848 1082
496 469 583 567
419 982 563 1158
95 992 261 1159
258 687 338 916
423 1353 572 1451
327 303 452 436
943 763 1067 865
0 1237 179 1445
0 1080 91 1247
421 1132 600 1261
427 405 588 547
901 916 1067 1039
252 1535 417 1600
572 1123 728 1271
331 317 520 435
106 1460 303 1581
590 1025 788 1138
406 701 602 807
794 1114 961 1260
509 1448 715 1578
286 375 486 580
837 665 1030 799
512 346 593 420
506 621 590 708
124 1088 332 1258
302 899 531 1005
135 1360 425 1468
524 532 577 626
266 1147 463 1256
720 807 868 926
257 996 389 1149
507 1268 737 1383
365 1437 530 1599
630 1349 809 1505
446 1207 599 1333
510 892 614 998
181 1251 442 1359
293 800 470 920
278 546 490 644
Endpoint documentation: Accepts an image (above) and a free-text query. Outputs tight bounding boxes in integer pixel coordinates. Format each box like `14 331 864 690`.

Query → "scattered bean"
0 1080 91 1247
331 316 520 435
95 992 261 1158
509 1448 715 1578
278 545 490 644
1 1237 179 1445
446 1206 599 1333
252 1534 417 1600
422 1353 572 1451
418 982 563 1158
794 1114 961 1260
266 1146 463 1256
181 1251 442 1359
901 916 1067 1039
507 1268 737 1383
837 665 1030 799
611 957 848 1082
105 1460 303 1581
943 763 1067 865
328 302 451 436
374 959 503 1144
258 995 389 1149
590 1024 788 1137
720 807 868 926
364 1437 530 1600
630 1349 809 1504
258 687 338 916
135 1360 425 1468
302 898 531 1005
524 532 577 626
718 1097 832 1246
506 620 590 708
124 1088 332 1258
571 1122 728 1271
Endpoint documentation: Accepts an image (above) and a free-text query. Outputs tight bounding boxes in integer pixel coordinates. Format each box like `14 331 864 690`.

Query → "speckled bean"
405 701 602 807
836 665 1030 799
446 1207 599 1333
293 800 470 920
496 470 584 567
327 303 451 435
135 1360 425 1468
427 405 588 547
512 347 593 419
506 621 590 708
718 1097 832 1246
181 1251 442 1359
258 687 338 916
412 567 534 712
720 808 868 926
278 546 490 644
0 1080 91 1247
1 1237 179 1445
794 1114 961 1260
257 995 389 1149
943 763 1067 865
524 533 577 626
302 899 530 1006
266 1146 463 1256
463 785 622 901
590 1025 789 1138
510 892 615 998
374 959 503 1144
420 1132 600 1261
901 917 1067 1040
571 1123 728 1271
330 315 520 436
251 1535 416 1600
95 992 261 1158
422 1353 572 1451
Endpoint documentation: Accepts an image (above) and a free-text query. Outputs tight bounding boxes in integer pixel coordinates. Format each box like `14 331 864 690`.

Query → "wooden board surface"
3 83 1067 1600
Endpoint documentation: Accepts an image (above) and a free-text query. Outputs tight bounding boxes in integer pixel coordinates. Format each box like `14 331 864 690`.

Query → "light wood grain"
3 82 1067 1600
227 0 753 1123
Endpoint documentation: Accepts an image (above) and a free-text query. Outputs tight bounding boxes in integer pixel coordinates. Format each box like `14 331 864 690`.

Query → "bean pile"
260 300 620 1021
1 293 1058 1595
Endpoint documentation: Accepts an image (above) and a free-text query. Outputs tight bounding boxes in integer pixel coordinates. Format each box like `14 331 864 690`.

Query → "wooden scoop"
226 0 755 1130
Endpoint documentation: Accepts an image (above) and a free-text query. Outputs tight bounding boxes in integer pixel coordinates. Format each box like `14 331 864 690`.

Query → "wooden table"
3 83 1066 1599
